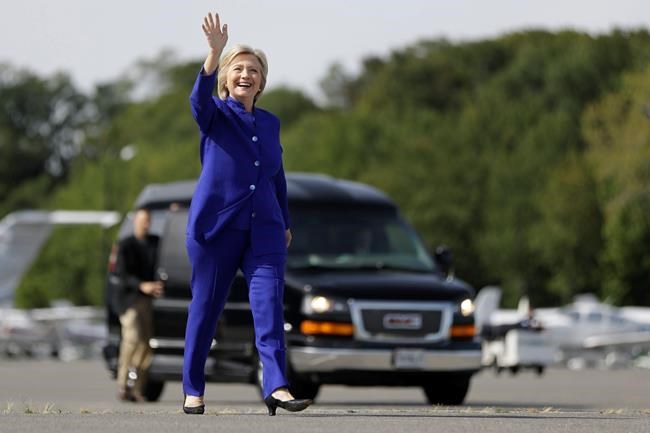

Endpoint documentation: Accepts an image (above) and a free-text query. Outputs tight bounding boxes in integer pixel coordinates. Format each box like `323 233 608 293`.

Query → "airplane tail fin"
517 296 531 317
474 286 502 332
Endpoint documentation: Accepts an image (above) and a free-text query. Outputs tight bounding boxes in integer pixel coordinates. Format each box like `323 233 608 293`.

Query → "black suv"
104 173 481 404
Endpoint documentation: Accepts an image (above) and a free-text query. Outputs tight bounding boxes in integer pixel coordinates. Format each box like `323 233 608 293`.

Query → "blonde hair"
217 44 268 102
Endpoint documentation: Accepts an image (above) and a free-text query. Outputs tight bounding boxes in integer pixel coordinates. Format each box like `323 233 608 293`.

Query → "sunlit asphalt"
0 360 649 433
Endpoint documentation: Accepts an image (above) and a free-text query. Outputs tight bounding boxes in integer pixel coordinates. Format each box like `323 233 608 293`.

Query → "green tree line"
3 29 650 308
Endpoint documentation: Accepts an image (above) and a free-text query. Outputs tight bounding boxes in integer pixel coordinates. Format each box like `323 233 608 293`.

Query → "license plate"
393 349 425 369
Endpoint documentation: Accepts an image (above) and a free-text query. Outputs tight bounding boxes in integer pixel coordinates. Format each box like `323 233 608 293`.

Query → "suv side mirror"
434 245 454 277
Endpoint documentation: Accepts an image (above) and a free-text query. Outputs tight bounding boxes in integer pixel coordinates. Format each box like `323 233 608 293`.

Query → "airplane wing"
29 306 104 322
583 331 650 349
0 210 120 306
619 307 650 326
0 215 53 305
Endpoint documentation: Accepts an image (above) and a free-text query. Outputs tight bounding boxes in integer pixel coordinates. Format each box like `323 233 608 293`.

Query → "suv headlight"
302 295 349 315
459 298 475 317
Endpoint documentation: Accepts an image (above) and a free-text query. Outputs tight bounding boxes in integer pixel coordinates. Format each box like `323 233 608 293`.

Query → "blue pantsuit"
183 231 287 398
184 68 292 399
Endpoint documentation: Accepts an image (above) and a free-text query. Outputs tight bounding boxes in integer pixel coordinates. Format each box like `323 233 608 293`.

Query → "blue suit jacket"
186 69 291 255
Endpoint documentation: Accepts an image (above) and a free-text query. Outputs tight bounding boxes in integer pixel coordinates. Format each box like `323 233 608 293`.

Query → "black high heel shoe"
183 394 205 415
264 395 313 416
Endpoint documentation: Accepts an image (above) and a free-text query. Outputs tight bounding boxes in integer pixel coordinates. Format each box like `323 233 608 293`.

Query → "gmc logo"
383 313 423 330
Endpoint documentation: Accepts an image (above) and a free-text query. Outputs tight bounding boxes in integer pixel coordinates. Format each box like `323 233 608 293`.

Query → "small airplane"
0 210 118 360
0 301 106 360
475 287 650 373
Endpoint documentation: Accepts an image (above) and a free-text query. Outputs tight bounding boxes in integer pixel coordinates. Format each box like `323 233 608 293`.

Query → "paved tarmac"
1 360 649 433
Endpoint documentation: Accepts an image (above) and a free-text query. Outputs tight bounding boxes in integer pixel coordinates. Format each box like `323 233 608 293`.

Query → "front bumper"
289 347 482 373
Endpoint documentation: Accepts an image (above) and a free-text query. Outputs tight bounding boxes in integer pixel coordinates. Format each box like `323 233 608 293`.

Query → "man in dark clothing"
112 208 163 402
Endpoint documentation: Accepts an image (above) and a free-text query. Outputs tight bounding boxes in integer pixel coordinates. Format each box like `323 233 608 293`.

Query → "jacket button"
252 136 258 142
249 184 256 191
254 160 260 167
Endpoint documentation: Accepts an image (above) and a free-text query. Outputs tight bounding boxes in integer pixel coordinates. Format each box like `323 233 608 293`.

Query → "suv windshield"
287 206 435 272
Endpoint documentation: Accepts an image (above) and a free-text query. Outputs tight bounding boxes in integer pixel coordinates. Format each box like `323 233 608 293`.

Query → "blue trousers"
183 229 288 398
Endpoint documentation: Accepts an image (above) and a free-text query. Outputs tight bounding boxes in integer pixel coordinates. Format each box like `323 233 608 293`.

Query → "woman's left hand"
285 229 292 248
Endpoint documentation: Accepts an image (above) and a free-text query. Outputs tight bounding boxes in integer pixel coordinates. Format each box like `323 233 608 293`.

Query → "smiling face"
225 53 263 107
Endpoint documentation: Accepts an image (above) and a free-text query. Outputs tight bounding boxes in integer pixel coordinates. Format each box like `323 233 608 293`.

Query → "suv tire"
143 379 165 402
288 369 320 401
422 374 471 405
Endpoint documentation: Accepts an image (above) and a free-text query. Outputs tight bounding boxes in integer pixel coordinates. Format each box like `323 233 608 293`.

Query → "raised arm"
201 12 228 75
190 12 229 131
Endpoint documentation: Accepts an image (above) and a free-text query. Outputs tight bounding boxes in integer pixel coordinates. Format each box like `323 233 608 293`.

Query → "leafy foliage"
0 65 88 216
582 67 650 305
6 29 650 307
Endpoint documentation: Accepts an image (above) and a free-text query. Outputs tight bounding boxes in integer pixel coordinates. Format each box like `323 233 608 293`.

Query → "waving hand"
202 12 228 54
201 12 228 75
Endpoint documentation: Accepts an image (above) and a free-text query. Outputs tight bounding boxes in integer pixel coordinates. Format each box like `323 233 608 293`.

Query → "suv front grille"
349 301 453 343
